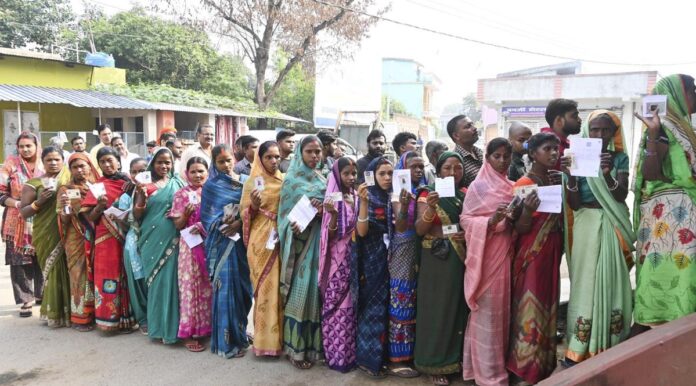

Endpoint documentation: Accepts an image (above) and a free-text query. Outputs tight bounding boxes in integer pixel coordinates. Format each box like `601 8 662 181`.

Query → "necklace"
527 171 548 186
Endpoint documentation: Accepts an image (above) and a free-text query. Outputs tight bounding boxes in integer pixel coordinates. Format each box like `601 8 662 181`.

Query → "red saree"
506 177 563 384
82 177 134 332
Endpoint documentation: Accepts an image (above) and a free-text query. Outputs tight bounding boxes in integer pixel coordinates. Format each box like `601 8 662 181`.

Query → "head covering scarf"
396 150 427 193
633 74 696 224
425 151 467 225
319 158 357 293
240 145 283 245
1 132 44 254
277 136 327 300
460 159 513 310
572 110 635 261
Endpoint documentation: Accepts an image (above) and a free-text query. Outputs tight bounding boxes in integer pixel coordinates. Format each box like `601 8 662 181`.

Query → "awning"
0 84 309 122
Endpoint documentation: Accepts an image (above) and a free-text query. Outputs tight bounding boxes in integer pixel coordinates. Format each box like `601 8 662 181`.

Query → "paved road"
0 245 460 386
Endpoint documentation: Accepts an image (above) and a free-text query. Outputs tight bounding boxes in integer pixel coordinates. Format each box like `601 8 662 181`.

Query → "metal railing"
39 131 147 157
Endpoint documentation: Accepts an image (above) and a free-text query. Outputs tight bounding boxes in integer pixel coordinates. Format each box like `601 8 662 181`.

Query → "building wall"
382 59 426 118
0 101 92 159
0 56 93 89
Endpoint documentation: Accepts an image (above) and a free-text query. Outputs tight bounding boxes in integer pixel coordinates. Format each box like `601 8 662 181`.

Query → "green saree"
28 178 70 327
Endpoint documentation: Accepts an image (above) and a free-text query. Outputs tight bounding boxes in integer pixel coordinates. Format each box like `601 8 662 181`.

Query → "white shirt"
179 143 212 177
119 151 141 175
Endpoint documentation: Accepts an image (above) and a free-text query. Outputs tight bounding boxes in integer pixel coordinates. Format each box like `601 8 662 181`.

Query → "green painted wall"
0 56 93 89
0 101 92 159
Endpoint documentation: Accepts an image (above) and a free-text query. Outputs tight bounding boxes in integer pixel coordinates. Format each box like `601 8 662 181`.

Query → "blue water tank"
85 52 115 67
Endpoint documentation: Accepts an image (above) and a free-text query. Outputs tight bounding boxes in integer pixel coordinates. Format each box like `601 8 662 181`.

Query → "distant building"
382 58 439 141
477 61 656 164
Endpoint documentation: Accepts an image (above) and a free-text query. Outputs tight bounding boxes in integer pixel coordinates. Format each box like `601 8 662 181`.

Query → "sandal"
387 364 420 378
184 340 206 352
289 358 314 370
232 349 247 358
359 365 387 379
139 324 148 335
19 304 32 318
72 324 94 332
432 375 450 385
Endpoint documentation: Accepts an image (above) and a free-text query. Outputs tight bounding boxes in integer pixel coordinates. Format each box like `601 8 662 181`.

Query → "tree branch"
265 0 353 104
204 0 262 45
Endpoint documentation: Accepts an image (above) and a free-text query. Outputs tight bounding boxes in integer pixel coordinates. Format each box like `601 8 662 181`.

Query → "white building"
477 62 657 165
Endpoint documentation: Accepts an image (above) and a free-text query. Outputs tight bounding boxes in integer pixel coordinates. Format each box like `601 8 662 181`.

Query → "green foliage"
85 9 251 100
381 94 410 118
268 53 314 123
0 0 74 49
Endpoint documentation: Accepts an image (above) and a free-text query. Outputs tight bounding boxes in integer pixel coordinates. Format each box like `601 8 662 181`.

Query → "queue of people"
1 74 696 385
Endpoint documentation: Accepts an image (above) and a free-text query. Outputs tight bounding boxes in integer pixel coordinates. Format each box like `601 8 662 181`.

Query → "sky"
72 0 696 115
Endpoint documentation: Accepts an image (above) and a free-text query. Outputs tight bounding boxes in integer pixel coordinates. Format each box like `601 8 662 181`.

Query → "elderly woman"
562 110 634 365
1 132 43 317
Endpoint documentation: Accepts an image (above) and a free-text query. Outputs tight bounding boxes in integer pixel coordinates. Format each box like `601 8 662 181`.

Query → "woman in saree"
57 153 99 331
389 150 426 377
1 132 43 317
413 151 468 386
113 157 148 333
353 156 393 378
20 146 68 327
319 156 358 372
241 141 284 357
506 132 562 384
170 157 211 352
562 110 634 365
460 138 516 386
134 147 185 343
201 144 252 358
278 135 326 369
82 147 135 333
632 74 696 330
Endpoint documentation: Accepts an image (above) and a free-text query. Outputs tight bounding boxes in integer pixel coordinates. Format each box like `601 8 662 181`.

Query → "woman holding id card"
460 138 516 386
20 146 67 327
57 153 99 331
200 144 252 358
240 141 284 357
413 151 467 386
169 157 210 352
134 147 185 342
318 156 358 372
353 156 393 378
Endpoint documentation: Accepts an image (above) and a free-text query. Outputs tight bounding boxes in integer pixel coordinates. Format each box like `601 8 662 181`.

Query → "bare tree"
161 0 387 126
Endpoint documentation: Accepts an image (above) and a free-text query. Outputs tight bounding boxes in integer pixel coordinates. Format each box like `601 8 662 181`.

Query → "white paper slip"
391 192 400 202
104 206 128 220
392 169 411 195
364 171 375 186
88 182 106 198
642 95 667 117
514 184 538 198
223 203 240 221
383 233 390 248
92 130 99 136
435 176 456 198
442 224 459 235
135 171 152 184
329 192 343 202
65 189 82 200
287 195 318 232
41 177 57 190
254 176 265 191
536 185 563 213
218 224 240 241
181 225 204 248
230 233 241 241
187 191 200 205
266 228 278 250
568 138 602 177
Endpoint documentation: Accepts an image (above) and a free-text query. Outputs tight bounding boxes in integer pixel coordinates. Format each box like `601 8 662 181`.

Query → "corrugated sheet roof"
0 84 309 122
